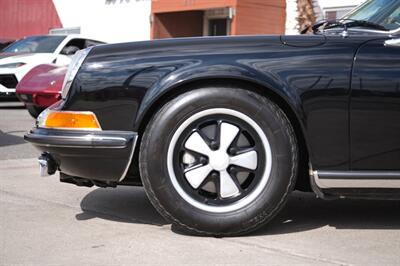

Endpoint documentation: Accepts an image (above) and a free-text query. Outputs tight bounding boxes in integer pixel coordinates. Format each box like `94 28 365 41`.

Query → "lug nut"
200 157 208 165
211 172 219 179
210 141 218 150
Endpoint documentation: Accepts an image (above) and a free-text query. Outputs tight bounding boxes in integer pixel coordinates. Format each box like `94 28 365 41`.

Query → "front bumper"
0 74 18 96
24 128 137 182
0 84 16 97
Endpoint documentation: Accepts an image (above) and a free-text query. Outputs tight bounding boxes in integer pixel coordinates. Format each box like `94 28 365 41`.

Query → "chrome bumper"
25 128 138 182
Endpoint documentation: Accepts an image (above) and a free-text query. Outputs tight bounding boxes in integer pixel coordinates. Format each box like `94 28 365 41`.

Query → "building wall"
153 11 204 39
0 0 150 43
151 0 286 38
151 0 237 39
235 0 286 35
0 0 62 40
152 0 237 13
52 0 151 43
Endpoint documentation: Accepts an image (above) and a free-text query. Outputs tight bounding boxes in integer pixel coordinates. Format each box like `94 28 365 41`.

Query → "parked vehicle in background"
0 38 14 51
0 35 105 98
25 0 400 236
16 64 66 118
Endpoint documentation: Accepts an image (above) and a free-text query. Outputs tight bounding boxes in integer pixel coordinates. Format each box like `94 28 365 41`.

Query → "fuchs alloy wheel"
168 109 271 213
140 86 298 236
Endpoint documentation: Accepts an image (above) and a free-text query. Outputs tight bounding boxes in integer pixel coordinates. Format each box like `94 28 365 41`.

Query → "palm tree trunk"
297 0 316 33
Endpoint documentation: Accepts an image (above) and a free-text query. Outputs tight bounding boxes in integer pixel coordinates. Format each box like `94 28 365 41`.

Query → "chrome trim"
313 170 400 189
25 133 130 149
341 28 349 38
61 47 92 99
324 27 400 36
384 38 400 47
352 27 400 35
118 136 138 182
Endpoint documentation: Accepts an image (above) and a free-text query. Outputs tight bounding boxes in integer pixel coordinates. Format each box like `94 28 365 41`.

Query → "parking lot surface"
1 101 400 265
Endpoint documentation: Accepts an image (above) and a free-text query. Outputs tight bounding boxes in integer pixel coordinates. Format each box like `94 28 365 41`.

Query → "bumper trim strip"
25 130 136 149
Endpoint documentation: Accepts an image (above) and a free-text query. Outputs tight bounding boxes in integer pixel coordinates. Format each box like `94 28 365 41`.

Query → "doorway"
208 18 228 36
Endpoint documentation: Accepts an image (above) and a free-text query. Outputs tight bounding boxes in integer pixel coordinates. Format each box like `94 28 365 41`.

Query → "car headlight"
61 47 93 99
0 62 26 68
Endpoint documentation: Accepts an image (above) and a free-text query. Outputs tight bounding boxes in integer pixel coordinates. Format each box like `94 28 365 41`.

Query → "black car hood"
86 35 285 62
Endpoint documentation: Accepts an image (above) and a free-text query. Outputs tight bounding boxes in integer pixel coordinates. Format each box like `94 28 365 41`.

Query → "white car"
0 35 105 97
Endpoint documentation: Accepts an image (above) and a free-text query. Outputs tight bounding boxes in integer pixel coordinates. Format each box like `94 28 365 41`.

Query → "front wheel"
140 86 298 236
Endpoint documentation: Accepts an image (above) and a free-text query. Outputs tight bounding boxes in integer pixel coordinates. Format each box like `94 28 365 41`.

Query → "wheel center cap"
209 151 230 171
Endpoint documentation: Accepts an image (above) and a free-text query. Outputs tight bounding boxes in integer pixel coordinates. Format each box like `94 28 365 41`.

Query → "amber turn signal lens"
44 111 101 130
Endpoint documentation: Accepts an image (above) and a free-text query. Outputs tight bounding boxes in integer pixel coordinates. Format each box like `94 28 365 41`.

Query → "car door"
350 36 400 170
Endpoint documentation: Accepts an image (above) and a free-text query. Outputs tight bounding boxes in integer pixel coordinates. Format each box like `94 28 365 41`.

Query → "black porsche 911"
25 0 400 236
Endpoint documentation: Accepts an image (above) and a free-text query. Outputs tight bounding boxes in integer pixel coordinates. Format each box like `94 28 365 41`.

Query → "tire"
26 105 44 118
139 86 298 236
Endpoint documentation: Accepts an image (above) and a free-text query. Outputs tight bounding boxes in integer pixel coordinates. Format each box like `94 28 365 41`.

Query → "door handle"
384 38 400 47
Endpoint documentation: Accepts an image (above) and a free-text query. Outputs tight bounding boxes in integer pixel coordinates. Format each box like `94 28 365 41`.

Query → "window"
344 0 400 30
3 36 66 53
60 39 86 55
60 39 106 56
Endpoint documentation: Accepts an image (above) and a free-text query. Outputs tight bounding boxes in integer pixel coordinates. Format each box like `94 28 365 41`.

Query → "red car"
16 64 66 118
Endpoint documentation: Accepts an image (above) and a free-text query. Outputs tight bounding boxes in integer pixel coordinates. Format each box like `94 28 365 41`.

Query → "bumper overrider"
24 108 138 186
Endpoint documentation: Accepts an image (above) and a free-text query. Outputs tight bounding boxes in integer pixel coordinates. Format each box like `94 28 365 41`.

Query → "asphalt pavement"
1 101 400 265
0 100 37 160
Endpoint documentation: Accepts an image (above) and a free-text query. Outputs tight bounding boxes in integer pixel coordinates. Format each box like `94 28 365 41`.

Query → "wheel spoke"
219 170 240 198
230 150 258 170
219 122 239 151
185 132 212 156
185 165 213 189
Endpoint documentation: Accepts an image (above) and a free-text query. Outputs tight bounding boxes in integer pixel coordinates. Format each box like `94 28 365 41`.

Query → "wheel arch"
134 77 311 191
